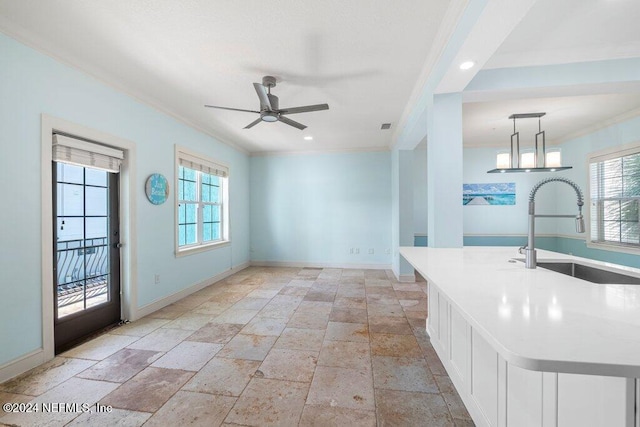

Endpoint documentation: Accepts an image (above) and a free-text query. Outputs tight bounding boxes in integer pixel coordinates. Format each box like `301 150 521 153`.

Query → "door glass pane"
57 163 83 184
56 164 111 318
57 183 84 217
85 187 107 216
85 168 107 187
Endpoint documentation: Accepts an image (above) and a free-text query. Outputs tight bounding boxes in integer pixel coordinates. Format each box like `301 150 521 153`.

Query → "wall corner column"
427 93 463 247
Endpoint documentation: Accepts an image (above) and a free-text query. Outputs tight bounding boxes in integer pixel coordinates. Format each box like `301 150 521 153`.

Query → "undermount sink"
537 262 640 285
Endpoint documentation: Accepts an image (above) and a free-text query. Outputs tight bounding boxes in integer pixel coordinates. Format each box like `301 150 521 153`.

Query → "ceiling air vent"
381 123 391 130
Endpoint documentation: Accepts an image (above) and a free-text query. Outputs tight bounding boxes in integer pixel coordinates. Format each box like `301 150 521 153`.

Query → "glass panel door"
53 162 121 353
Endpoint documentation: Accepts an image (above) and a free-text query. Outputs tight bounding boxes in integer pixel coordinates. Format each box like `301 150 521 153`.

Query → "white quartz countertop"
400 246 640 377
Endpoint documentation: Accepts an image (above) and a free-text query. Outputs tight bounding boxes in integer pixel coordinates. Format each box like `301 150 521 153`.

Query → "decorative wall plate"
145 173 169 205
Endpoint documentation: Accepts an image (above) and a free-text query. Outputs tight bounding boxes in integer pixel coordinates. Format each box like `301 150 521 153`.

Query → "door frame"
41 114 138 362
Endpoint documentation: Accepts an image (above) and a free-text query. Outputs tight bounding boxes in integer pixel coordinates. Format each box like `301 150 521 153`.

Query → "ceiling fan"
205 76 329 130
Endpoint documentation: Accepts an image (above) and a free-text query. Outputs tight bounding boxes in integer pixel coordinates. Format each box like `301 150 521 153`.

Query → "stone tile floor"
0 267 474 426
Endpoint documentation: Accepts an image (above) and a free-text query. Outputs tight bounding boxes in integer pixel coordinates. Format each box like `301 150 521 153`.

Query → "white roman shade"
53 134 124 173
178 151 228 177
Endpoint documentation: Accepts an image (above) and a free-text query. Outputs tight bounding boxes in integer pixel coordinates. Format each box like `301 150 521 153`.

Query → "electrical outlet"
385 248 391 254
350 248 354 254
355 248 360 254
154 274 160 284
368 248 374 254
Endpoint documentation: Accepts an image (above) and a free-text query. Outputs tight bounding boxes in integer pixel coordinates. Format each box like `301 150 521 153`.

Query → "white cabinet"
426 281 638 427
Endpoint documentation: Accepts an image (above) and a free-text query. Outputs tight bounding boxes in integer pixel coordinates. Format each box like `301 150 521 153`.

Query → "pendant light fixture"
487 112 572 173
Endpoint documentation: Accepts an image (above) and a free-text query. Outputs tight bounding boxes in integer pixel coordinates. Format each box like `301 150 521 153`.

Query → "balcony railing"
56 238 109 308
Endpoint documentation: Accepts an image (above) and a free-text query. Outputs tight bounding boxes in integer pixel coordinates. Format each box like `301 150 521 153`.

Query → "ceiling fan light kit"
487 112 572 173
205 75 329 131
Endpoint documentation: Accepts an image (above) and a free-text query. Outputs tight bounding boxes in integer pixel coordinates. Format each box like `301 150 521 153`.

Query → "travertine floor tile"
287 279 315 288
257 301 299 319
187 322 244 344
110 318 171 337
0 391 32 406
278 286 310 297
62 334 140 361
333 296 367 309
0 357 96 396
146 303 190 319
216 334 277 361
372 356 438 393
367 303 405 317
66 408 151 427
1 377 118 427
151 341 223 371
306 366 375 411
183 357 261 397
435 374 473 421
162 313 214 331
192 301 233 316
144 390 235 427
324 322 369 342
370 333 423 358
224 378 309 426
342 269 365 277
77 348 162 382
368 315 413 335
259 348 317 382
273 328 325 352
317 341 371 370
211 309 259 325
303 290 336 303
232 297 271 311
299 405 377 427
287 311 329 330
0 267 473 426
329 307 368 323
240 317 287 336
100 367 193 413
126 328 192 352
246 289 280 299
375 389 453 426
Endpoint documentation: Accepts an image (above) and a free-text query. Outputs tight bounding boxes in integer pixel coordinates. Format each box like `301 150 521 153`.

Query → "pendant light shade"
487 113 572 173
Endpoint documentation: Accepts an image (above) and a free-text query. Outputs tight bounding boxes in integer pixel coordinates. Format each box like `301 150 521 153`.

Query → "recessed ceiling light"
459 61 475 70
304 136 313 141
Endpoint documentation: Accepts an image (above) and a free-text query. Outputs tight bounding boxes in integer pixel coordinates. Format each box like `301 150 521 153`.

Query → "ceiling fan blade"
278 116 307 130
205 105 260 114
244 117 263 129
279 104 329 115
253 83 272 111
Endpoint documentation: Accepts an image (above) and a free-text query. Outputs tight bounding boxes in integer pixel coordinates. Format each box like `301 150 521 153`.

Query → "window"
175 146 229 254
589 145 640 250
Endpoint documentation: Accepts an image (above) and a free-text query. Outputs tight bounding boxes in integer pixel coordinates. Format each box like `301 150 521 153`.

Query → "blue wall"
250 152 392 266
412 116 640 269
0 33 250 366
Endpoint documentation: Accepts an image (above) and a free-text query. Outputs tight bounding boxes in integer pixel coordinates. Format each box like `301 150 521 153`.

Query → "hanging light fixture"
487 112 572 173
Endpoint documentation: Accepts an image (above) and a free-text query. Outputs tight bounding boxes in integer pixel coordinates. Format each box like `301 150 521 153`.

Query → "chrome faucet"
521 177 585 268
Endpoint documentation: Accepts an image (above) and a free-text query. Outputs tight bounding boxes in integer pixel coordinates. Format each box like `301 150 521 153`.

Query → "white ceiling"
0 0 452 153
0 0 639 153
464 0 640 148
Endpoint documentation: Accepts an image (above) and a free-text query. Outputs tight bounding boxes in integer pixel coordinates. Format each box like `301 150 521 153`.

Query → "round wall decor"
145 173 169 205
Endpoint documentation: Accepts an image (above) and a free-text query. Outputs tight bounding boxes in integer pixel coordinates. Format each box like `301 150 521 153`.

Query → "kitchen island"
400 246 640 427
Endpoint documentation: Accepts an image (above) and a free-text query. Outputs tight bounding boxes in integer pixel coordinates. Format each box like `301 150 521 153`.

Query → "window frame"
587 140 640 255
175 145 230 257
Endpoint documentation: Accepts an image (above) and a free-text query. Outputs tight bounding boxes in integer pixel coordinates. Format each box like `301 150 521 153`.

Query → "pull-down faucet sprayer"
520 177 585 269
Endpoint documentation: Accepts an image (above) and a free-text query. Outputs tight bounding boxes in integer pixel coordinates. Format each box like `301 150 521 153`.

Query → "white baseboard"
0 348 46 384
133 262 251 320
250 260 392 270
398 273 416 282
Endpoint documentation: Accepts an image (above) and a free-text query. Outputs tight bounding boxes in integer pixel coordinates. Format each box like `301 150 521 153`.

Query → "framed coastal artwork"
463 182 515 206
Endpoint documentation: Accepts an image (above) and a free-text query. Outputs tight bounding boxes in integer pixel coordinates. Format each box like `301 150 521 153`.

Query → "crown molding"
250 146 390 157
0 26 250 156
